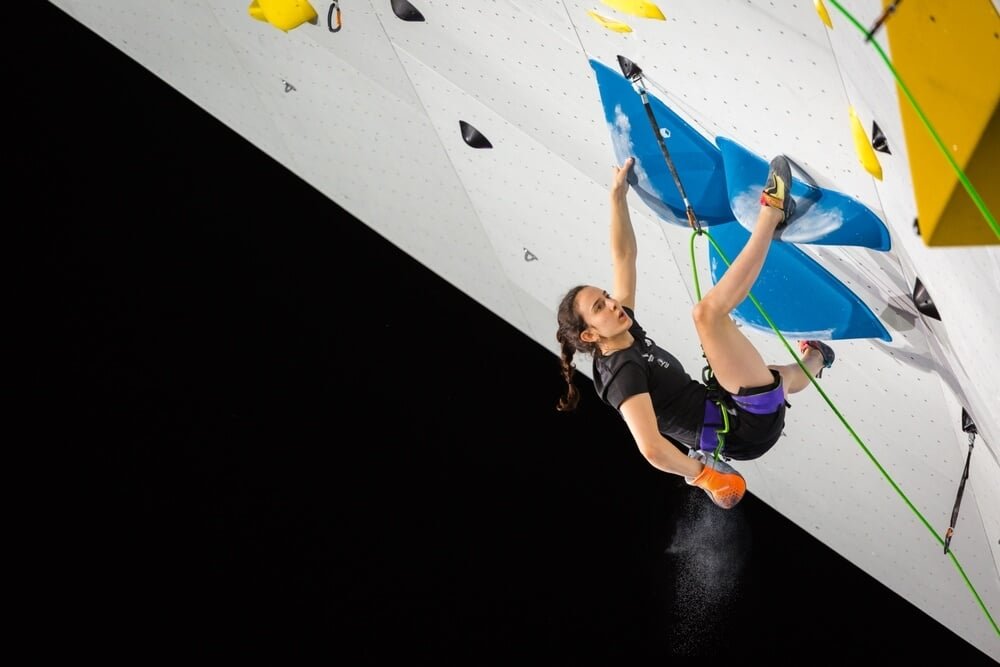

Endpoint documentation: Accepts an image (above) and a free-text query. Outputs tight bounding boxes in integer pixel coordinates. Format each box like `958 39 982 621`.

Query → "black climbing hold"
911 277 941 320
913 218 920 236
872 120 890 154
459 121 492 149
961 408 978 435
391 0 425 21
616 55 642 80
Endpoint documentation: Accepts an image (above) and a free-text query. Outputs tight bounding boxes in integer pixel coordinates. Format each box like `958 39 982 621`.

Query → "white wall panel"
46 0 1000 658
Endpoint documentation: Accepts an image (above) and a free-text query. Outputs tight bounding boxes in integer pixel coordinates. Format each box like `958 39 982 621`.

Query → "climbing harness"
700 365 732 458
944 409 978 555
616 25 998 642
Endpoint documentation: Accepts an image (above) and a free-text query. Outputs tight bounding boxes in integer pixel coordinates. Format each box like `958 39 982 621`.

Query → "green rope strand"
689 228 999 637
826 0 999 240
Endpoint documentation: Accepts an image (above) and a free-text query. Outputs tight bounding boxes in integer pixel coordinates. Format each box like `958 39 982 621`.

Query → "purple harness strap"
699 382 785 452
732 384 786 414
699 399 725 452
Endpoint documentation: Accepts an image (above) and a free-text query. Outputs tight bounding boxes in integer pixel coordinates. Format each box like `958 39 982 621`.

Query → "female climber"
555 155 835 509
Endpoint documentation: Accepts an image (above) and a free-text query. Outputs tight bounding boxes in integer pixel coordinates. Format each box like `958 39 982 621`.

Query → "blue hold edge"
716 136 892 250
588 56 892 342
707 222 892 341
590 59 732 226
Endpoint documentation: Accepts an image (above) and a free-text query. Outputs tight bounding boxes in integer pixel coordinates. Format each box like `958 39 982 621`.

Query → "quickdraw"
617 55 701 233
944 408 978 554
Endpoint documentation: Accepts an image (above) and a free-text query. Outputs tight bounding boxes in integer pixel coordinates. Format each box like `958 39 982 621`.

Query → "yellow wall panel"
886 1 999 246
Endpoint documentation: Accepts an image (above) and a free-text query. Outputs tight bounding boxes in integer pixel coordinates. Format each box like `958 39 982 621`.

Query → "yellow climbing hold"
599 0 665 21
587 10 633 33
248 0 317 32
814 0 832 29
849 106 883 181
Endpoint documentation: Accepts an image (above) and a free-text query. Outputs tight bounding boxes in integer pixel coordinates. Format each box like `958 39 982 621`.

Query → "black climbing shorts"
699 369 787 461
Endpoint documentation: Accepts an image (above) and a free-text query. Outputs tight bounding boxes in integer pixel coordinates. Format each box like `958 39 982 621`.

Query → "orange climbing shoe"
687 451 747 509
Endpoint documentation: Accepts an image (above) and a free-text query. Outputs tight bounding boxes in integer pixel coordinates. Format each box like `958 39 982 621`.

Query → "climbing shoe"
799 339 836 378
760 154 796 225
687 451 746 510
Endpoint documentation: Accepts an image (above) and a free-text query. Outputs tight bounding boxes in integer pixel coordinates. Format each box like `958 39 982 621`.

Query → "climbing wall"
46 0 1000 658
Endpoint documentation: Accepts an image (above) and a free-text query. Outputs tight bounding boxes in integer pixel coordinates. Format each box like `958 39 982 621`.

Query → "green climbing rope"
689 227 999 638
619 3 998 634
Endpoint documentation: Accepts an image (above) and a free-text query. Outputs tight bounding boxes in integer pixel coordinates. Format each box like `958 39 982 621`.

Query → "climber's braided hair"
555 284 604 412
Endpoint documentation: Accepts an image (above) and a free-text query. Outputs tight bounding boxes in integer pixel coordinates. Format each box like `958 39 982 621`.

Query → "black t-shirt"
592 306 707 448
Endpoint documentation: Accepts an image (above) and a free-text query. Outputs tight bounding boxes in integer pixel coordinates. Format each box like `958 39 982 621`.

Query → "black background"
21 2 995 662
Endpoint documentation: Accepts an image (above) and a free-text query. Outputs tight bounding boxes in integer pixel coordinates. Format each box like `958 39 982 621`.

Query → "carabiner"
328 1 342 32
